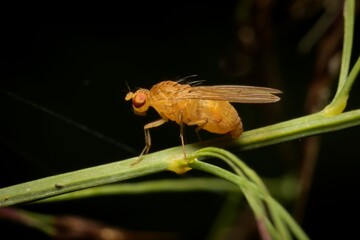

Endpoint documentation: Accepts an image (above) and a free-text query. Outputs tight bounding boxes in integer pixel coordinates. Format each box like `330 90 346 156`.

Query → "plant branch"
0 109 359 207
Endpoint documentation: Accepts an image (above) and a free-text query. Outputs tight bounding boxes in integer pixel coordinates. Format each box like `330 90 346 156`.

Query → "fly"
125 80 282 160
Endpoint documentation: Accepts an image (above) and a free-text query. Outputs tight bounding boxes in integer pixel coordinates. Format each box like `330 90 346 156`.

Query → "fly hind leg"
187 119 208 141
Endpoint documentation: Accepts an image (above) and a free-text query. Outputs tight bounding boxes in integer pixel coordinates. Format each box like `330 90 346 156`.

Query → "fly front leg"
132 118 168 165
141 118 168 156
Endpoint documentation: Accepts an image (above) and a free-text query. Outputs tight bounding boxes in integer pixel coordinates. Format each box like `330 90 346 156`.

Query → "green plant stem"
1 109 359 207
190 159 309 240
195 148 294 240
35 178 239 203
29 175 297 204
205 109 360 151
0 152 175 206
337 0 354 89
324 0 356 115
344 56 360 96
325 55 359 114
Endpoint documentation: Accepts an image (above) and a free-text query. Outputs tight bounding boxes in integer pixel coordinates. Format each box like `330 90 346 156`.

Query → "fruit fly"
125 80 282 160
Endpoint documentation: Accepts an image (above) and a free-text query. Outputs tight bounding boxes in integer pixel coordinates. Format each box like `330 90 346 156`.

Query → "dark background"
1 1 359 239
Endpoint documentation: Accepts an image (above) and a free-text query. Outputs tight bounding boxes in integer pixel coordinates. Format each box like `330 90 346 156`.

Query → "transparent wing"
176 85 282 103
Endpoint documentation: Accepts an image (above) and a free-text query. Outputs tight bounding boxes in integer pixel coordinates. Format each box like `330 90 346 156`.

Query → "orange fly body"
125 80 282 160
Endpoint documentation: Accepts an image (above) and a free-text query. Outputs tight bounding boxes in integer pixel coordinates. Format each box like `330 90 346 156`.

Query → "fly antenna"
125 81 132 92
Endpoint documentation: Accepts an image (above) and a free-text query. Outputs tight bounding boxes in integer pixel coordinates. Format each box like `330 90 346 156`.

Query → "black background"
1 1 359 239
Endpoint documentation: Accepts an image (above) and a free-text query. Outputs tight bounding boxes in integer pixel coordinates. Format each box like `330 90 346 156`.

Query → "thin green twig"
1 109 359 207
324 0 356 115
190 150 309 240
337 0 354 89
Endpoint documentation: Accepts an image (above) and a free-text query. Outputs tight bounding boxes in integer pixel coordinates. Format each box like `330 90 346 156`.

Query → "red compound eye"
133 93 146 108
